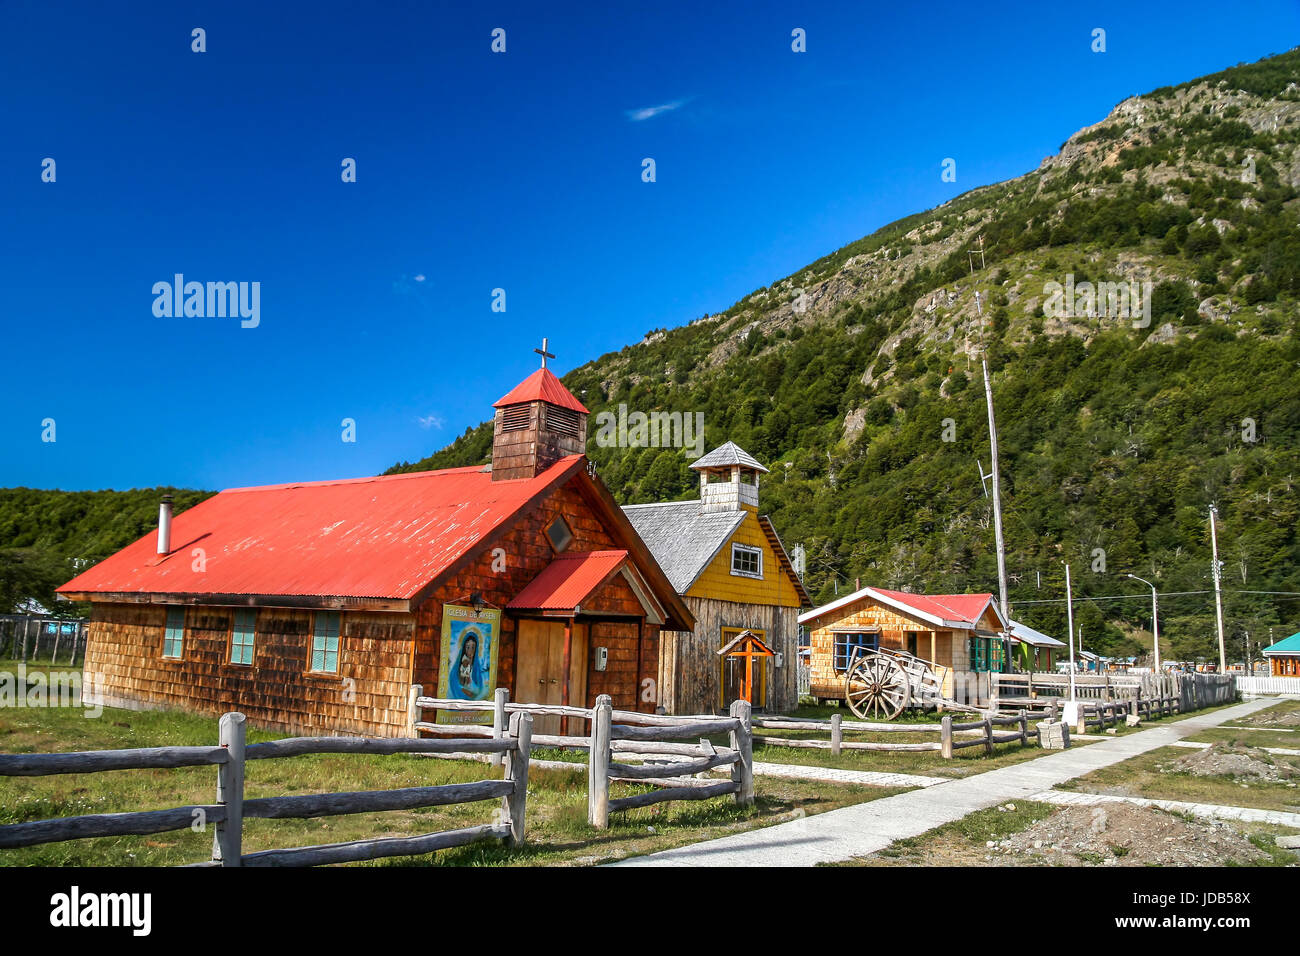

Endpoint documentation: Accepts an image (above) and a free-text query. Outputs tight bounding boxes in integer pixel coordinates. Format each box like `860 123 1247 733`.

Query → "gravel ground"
1162 743 1300 783
860 802 1285 867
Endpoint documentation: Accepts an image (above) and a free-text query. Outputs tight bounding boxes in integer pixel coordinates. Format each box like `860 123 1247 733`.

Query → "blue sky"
3 0 1296 491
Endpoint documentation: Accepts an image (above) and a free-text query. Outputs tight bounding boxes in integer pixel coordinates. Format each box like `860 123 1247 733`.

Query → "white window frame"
730 543 763 579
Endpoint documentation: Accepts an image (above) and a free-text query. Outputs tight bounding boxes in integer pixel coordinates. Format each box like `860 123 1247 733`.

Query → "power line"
1012 588 1300 606
1012 590 1213 605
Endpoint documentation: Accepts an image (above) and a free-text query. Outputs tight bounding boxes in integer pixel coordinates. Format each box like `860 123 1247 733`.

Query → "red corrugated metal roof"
57 457 585 602
492 368 589 414
507 550 628 610
871 588 998 627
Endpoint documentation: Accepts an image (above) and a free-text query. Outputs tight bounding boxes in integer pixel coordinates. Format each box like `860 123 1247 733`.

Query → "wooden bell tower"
491 339 590 481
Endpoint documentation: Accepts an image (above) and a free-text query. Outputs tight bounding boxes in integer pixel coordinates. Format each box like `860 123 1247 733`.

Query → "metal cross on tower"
534 338 555 370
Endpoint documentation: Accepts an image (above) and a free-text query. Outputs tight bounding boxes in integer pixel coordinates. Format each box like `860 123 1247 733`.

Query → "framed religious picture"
436 604 501 725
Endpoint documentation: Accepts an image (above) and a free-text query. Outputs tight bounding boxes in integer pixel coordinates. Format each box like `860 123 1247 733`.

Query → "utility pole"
1209 505 1227 672
1064 563 1077 703
1128 573 1161 672
982 360 1010 663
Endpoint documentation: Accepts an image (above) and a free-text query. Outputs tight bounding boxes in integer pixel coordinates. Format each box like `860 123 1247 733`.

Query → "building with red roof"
59 357 692 737
797 584 1009 705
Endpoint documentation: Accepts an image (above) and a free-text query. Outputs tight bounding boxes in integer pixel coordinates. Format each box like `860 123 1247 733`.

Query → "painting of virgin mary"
449 625 486 699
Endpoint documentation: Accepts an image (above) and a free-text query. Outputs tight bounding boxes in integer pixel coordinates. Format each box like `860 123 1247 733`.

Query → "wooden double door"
515 619 588 736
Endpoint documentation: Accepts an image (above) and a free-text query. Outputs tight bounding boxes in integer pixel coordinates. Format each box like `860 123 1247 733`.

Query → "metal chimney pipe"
157 494 173 555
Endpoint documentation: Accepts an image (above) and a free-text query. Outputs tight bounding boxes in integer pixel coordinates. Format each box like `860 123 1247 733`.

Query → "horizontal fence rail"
592 695 752 826
0 710 533 866
751 711 1032 759
410 686 752 827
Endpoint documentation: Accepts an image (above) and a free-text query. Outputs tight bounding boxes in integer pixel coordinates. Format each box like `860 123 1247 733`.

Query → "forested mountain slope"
389 50 1300 661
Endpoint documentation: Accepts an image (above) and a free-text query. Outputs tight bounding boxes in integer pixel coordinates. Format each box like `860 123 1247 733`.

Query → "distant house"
798 586 1009 705
57 360 692 737
1007 619 1067 672
623 442 810 714
1263 631 1300 677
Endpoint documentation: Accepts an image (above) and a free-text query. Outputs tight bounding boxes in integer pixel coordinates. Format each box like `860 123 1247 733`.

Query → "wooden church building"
58 356 694 737
623 442 810 714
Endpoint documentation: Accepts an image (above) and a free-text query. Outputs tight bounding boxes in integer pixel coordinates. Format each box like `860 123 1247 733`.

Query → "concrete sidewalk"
613 697 1277 867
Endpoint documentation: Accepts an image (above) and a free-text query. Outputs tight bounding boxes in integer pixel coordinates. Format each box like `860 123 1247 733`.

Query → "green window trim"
231 609 257 665
968 636 1008 674
163 606 185 659
310 611 341 673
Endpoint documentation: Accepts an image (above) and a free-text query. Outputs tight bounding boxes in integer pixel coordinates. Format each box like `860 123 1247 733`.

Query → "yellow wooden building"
623 442 810 714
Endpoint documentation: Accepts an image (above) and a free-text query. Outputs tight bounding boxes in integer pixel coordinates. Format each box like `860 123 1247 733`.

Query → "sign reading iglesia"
436 604 501 725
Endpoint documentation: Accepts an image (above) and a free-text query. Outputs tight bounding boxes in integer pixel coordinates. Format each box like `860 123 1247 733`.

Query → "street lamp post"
1128 573 1161 672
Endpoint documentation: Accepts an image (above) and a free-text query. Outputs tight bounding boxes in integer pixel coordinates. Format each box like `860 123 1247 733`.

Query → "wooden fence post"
587 695 612 828
729 699 754 806
20 618 29 662
213 711 246 867
983 716 993 756
502 711 532 846
407 684 423 738
51 627 61 666
491 687 509 768
941 715 953 759
830 712 842 757
1018 711 1028 746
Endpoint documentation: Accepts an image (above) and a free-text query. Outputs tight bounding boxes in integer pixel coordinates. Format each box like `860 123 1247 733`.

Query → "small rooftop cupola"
690 441 769 514
491 339 590 481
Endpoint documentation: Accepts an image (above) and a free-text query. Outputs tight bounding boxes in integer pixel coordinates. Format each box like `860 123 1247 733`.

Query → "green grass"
0 700 900 866
750 703 1082 777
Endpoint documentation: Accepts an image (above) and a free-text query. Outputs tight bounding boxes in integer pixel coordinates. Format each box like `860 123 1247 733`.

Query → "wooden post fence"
501 711 532 845
213 711 246 866
730 698 754 806
587 695 612 828
0 710 532 866
491 687 510 768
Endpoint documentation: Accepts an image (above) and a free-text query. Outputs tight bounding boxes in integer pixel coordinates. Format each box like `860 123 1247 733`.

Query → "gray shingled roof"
689 441 769 474
621 501 745 593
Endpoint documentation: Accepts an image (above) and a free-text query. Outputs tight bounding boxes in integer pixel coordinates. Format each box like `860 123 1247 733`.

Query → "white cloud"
625 99 687 122
417 414 444 430
413 274 426 282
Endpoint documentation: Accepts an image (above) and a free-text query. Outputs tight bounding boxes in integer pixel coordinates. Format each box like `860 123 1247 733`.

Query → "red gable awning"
507 550 629 612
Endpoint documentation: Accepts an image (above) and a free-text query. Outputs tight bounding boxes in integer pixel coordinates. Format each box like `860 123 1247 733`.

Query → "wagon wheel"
845 654 910 720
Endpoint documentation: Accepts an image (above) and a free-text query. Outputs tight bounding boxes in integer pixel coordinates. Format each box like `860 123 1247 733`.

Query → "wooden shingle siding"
82 603 415 736
412 481 659 714
806 599 1006 703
